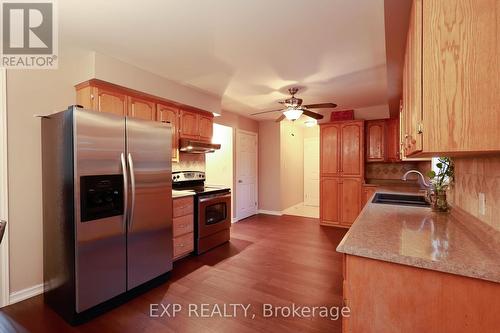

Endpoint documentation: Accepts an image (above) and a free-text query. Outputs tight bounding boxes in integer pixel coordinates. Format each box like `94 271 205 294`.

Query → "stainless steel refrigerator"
42 106 172 323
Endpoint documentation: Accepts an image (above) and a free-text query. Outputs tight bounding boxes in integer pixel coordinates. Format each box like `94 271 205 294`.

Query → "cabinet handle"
98 96 101 110
417 123 423 134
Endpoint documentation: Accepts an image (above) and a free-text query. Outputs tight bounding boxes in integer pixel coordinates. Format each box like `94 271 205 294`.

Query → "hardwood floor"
0 214 347 333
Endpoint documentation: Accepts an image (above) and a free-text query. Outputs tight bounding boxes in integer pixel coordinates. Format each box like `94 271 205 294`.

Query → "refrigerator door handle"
120 153 128 232
127 152 136 230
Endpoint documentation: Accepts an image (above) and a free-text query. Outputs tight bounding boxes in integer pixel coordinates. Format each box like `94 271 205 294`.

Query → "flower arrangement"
426 157 454 212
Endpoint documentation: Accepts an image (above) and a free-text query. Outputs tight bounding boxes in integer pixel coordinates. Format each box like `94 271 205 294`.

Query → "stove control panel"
172 171 205 183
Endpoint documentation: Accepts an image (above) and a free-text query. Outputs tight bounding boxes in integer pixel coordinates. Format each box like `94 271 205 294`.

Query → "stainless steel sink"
372 193 430 207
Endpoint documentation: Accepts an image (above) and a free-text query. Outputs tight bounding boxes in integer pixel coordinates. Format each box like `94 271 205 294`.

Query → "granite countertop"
337 185 500 284
172 190 195 198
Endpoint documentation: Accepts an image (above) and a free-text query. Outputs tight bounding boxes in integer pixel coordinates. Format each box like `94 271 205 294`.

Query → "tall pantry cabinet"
320 120 364 227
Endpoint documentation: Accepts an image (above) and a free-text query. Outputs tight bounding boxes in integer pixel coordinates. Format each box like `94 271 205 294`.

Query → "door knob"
238 180 243 183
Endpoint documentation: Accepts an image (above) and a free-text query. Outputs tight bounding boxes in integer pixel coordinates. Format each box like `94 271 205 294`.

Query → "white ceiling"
60 0 388 119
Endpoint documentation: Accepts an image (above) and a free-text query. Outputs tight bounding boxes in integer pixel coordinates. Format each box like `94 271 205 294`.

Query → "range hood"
179 138 221 153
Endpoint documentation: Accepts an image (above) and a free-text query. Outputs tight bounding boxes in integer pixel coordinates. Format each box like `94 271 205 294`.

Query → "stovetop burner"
172 171 230 196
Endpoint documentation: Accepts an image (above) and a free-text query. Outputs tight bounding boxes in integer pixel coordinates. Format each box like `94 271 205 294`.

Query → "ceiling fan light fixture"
304 119 317 127
283 108 303 121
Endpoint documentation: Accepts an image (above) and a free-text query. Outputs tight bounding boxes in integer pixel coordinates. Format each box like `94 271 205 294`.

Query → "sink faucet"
402 170 430 189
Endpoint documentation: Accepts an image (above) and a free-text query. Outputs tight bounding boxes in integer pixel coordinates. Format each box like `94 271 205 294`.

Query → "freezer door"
126 117 172 289
74 109 127 312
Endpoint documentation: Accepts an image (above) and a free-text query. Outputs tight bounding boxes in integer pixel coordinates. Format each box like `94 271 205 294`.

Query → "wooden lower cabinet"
320 177 361 227
320 177 341 225
340 178 362 226
173 196 194 260
343 254 500 332
173 232 194 259
362 185 377 208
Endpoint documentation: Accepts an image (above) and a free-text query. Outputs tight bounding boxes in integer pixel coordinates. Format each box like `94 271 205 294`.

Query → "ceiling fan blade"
303 110 324 120
251 109 284 115
304 103 337 109
275 114 286 122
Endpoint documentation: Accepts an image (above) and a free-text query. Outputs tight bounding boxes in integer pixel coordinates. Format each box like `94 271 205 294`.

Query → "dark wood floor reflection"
1 214 347 333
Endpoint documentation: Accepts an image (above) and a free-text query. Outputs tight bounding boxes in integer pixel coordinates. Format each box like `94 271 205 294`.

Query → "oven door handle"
198 193 231 203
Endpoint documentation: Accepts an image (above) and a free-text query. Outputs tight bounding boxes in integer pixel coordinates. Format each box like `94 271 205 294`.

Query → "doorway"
235 130 258 221
0 69 9 307
304 136 320 206
282 124 320 218
206 124 234 219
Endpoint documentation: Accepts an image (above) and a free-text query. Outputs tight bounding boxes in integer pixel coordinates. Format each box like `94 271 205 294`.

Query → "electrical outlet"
478 193 486 216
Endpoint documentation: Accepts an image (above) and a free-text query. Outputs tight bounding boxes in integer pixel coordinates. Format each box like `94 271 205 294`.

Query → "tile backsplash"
172 153 205 172
449 155 500 231
365 161 431 181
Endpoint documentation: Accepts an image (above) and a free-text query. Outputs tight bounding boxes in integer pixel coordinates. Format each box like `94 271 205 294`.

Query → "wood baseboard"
257 210 283 216
320 221 350 229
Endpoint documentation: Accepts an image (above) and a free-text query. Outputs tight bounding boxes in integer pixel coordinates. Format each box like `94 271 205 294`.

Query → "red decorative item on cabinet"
330 110 354 122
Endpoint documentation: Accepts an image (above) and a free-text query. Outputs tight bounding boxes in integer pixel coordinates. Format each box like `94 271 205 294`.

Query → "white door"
304 137 320 206
236 130 258 220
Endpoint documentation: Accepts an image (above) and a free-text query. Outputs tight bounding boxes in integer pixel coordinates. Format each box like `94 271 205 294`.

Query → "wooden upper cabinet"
179 109 199 140
366 120 385 162
400 0 499 155
198 114 214 142
405 0 423 156
157 103 179 162
75 79 215 147
96 88 127 116
385 118 401 162
320 124 341 176
320 177 340 225
421 0 500 153
128 96 156 121
341 122 363 178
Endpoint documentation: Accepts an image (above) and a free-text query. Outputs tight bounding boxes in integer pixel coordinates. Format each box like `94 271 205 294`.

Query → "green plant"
427 157 454 192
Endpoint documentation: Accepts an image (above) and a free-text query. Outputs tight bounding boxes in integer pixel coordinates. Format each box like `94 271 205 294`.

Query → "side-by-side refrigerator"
42 106 172 323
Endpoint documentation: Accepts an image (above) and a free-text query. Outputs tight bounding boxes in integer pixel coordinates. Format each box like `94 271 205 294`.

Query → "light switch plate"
478 193 486 216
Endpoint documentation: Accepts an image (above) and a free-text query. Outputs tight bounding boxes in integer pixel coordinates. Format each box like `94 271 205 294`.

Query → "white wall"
257 121 281 212
206 124 234 217
94 53 221 114
6 46 94 293
280 121 304 210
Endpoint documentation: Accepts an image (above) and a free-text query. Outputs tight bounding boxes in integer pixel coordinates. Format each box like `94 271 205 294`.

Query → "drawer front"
173 196 194 218
173 232 194 259
173 214 194 237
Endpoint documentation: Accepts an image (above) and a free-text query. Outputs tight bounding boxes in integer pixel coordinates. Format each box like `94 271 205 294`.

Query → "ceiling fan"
251 87 337 122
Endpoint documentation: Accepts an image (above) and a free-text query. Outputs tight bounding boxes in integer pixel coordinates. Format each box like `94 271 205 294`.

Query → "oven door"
198 192 231 238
